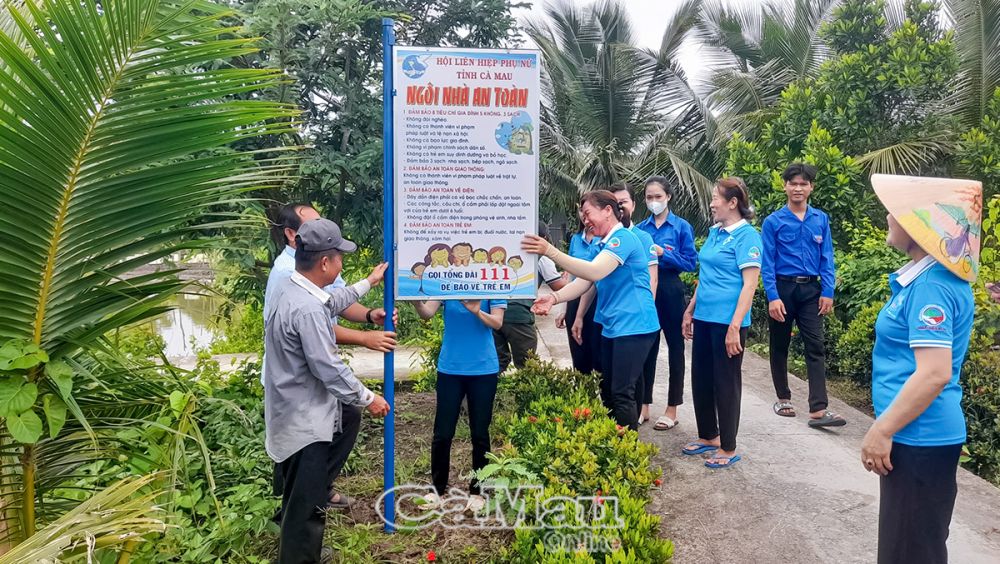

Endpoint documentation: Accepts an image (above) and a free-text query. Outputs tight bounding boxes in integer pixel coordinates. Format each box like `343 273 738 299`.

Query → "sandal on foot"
705 454 742 469
327 492 354 510
808 411 847 428
654 416 679 431
681 441 718 455
773 401 796 417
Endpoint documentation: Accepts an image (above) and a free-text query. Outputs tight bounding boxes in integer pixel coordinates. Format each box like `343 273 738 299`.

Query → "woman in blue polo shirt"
558 208 603 375
413 298 506 508
681 177 762 468
523 190 660 430
861 175 981 564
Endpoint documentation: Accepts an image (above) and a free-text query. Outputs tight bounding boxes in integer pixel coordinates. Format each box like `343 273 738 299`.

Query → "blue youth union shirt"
593 226 660 338
693 220 763 327
872 257 974 446
636 212 698 273
761 205 836 301
629 225 659 266
569 231 599 260
437 299 507 376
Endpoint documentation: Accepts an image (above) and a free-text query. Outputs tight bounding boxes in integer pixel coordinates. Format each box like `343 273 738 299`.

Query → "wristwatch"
365 309 374 324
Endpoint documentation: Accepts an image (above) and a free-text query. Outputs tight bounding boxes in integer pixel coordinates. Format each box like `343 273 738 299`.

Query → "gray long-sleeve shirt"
264 271 375 463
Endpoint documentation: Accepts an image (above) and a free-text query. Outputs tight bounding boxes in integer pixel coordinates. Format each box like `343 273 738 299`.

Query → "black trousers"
878 442 962 564
691 320 746 452
275 405 362 564
600 332 658 431
655 272 687 406
638 332 661 405
432 372 499 495
565 297 602 375
768 279 828 412
493 322 537 373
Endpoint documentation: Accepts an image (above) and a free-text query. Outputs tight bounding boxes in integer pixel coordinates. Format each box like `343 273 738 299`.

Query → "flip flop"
327 492 354 510
808 411 847 428
681 441 718 455
653 416 679 430
773 401 796 417
705 454 741 469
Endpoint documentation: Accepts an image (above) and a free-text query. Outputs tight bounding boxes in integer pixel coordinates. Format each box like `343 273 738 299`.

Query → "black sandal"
808 411 846 428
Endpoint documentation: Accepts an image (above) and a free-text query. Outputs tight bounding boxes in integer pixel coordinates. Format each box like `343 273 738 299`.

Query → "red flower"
553 416 562 423
427 550 436 561
653 478 662 486
572 408 581 419
582 408 591 417
528 416 537 423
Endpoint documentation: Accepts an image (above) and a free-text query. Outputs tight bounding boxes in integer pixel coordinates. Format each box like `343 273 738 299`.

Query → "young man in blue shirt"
762 163 845 427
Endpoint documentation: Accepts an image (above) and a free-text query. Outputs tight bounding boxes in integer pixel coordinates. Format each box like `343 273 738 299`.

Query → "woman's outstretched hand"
521 234 552 257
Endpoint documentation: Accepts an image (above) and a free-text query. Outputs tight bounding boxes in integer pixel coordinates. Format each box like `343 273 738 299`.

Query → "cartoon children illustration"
451 243 474 267
506 255 524 272
473 248 489 263
488 246 507 265
410 262 428 294
425 243 452 268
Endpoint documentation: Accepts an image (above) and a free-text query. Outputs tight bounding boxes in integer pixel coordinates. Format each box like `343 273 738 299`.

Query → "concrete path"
535 315 1000 564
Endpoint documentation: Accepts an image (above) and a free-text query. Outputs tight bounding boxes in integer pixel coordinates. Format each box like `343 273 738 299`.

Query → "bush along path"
476 362 674 563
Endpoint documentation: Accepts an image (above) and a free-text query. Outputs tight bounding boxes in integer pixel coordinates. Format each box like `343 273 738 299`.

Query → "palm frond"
0 474 168 563
855 136 957 175
0 0 299 360
943 0 1000 126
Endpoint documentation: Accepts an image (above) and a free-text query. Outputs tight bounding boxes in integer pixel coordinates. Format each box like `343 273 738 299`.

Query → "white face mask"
647 200 667 216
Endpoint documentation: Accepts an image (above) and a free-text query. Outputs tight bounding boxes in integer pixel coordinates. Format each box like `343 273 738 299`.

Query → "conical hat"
871 174 983 282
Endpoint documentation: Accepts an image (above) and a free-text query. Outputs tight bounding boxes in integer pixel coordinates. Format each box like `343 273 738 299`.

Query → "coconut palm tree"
0 0 296 557
943 0 1000 128
529 0 719 224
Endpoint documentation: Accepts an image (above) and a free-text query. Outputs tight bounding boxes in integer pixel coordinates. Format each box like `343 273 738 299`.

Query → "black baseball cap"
295 218 358 253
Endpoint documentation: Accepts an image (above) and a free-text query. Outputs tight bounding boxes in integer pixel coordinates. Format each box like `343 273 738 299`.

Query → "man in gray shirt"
265 218 390 564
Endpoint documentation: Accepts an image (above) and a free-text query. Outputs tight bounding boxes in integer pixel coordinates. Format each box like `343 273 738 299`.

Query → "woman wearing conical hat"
861 174 982 564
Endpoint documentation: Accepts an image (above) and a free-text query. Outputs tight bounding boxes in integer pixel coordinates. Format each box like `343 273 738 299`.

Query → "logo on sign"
918 305 947 326
402 55 429 79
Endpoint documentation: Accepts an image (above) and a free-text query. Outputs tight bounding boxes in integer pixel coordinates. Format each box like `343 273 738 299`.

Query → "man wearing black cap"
264 218 391 564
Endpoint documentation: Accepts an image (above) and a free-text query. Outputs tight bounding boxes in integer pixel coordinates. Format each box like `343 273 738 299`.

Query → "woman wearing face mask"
636 176 698 431
556 208 603 375
681 177 762 469
522 190 660 430
861 175 980 564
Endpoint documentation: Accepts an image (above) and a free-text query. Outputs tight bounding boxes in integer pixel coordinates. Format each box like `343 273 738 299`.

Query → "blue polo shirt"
629 225 659 266
872 257 974 447
693 220 763 327
761 205 836 301
438 300 507 376
635 212 698 273
592 225 660 338
569 231 599 260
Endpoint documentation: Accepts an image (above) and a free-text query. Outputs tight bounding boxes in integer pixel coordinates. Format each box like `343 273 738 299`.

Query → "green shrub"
211 301 265 355
500 359 602 413
962 337 1000 485
835 220 905 318
482 363 673 563
835 302 883 385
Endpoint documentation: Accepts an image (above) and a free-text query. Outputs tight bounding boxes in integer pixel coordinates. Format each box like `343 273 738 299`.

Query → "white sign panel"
392 47 541 300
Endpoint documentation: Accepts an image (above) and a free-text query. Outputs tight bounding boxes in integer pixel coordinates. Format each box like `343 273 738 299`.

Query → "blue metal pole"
380 17 396 534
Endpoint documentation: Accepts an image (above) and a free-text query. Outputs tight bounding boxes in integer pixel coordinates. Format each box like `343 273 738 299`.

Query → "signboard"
392 46 541 300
